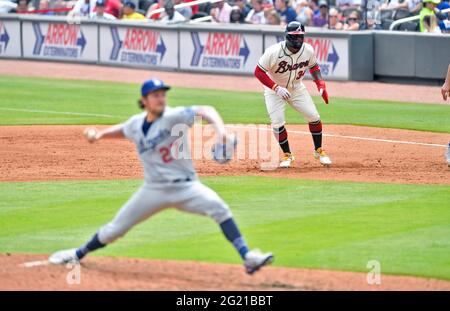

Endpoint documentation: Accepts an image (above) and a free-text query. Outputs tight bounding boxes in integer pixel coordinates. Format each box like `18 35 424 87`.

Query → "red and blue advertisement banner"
179 31 262 74
0 19 21 58
264 35 349 79
22 21 97 62
99 25 177 68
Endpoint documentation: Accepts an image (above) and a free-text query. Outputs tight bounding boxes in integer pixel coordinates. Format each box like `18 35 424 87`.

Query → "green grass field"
1 75 449 132
1 75 449 280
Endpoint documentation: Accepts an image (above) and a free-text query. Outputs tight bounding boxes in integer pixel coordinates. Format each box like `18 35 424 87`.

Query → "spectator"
408 0 423 14
423 12 442 31
122 1 146 20
173 0 192 19
440 19 450 32
438 0 449 15
366 0 382 20
437 0 450 31
380 0 409 11
312 0 328 27
360 10 382 29
103 0 122 18
295 0 314 25
275 0 297 23
0 0 18 13
235 0 251 17
245 0 266 24
14 0 29 13
265 8 282 24
230 6 245 23
328 7 344 29
90 0 116 18
419 0 441 32
184 0 199 15
307 0 319 12
439 0 450 10
147 0 165 20
210 0 233 23
161 0 186 23
70 0 97 16
38 0 57 15
343 9 360 30
139 0 153 13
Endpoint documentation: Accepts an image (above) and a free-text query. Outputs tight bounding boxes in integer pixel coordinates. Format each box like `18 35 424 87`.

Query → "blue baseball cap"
124 1 136 9
141 78 170 97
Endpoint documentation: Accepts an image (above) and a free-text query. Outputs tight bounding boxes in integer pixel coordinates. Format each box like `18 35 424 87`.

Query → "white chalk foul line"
21 260 50 268
226 125 447 148
0 107 123 119
0 107 446 148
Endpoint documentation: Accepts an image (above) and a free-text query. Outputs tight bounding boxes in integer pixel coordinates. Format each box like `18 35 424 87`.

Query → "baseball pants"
98 180 232 244
264 83 320 128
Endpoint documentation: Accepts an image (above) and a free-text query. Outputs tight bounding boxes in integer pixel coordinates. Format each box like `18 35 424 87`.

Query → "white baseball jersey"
257 41 317 90
122 106 198 183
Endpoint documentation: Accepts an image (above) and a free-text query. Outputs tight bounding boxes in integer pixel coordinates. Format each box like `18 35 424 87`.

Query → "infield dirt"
2 254 450 291
0 124 448 184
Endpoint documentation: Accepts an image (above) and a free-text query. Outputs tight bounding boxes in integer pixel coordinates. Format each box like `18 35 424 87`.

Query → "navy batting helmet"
285 21 306 51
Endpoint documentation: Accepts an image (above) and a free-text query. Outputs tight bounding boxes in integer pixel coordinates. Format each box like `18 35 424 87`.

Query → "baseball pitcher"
254 21 332 168
49 78 273 274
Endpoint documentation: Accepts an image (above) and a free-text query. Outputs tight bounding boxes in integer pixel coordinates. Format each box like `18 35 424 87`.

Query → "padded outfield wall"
0 14 448 82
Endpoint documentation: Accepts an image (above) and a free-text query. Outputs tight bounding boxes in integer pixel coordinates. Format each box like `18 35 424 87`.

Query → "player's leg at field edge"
309 119 323 151
273 125 291 154
74 216 249 261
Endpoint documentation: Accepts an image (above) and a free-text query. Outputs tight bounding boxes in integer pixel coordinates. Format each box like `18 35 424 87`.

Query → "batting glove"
274 85 291 101
314 80 329 104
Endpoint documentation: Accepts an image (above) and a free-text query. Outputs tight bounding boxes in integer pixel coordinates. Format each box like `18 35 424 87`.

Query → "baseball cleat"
244 249 274 275
314 148 332 166
279 153 294 168
48 248 79 265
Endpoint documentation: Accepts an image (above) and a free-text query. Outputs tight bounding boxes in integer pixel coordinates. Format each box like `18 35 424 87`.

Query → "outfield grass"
1 75 449 132
0 177 449 280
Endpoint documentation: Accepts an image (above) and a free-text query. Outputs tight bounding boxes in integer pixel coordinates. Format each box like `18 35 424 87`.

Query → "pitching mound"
1 253 449 291
0 124 448 184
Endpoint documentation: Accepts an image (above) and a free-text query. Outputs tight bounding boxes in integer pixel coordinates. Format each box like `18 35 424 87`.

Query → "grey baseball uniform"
98 106 232 244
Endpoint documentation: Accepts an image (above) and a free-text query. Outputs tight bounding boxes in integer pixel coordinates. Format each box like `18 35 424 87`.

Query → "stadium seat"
394 9 411 20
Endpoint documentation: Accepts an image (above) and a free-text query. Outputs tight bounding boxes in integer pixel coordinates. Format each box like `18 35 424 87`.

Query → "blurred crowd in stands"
1 0 449 33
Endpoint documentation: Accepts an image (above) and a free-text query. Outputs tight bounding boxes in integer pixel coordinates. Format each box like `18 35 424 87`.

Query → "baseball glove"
211 135 237 164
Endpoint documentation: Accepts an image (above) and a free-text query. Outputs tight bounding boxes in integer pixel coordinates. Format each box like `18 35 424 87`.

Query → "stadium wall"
0 14 448 83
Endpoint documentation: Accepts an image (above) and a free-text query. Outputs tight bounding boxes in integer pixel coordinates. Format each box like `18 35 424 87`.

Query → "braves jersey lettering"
257 42 317 90
275 60 310 74
123 106 198 183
